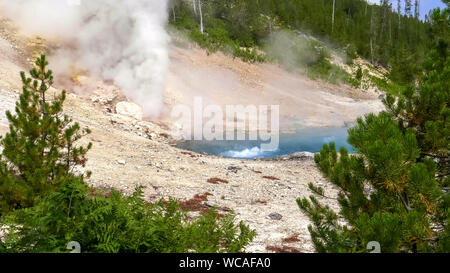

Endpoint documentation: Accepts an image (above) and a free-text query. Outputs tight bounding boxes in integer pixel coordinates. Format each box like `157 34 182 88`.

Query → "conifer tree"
0 55 92 215
298 3 449 253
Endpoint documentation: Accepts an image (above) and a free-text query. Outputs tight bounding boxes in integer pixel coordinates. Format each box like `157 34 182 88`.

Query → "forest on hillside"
170 0 441 86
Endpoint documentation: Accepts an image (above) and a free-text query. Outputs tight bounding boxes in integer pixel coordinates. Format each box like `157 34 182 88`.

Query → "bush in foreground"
0 56 256 253
0 178 255 253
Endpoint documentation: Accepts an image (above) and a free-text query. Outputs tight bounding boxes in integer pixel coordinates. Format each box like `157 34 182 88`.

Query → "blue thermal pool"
175 127 355 159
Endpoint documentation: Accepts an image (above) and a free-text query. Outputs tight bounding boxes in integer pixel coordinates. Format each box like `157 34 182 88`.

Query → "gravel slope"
0 23 383 252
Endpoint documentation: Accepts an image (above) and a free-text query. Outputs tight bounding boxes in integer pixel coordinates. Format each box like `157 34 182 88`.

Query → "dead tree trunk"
332 0 336 33
199 0 204 34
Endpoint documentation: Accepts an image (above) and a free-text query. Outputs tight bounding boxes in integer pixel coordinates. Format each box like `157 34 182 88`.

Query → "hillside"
165 40 384 130
170 0 432 89
0 14 387 252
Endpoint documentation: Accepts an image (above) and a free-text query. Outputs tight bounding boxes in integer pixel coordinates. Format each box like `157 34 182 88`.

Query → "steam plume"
0 0 170 117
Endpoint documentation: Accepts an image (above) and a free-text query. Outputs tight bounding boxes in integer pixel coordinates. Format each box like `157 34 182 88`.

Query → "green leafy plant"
0 178 256 253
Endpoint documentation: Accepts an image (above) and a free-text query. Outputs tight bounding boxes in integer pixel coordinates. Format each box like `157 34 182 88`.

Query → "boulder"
115 101 143 120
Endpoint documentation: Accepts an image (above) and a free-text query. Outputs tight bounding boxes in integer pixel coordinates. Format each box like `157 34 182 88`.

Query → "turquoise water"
175 127 354 159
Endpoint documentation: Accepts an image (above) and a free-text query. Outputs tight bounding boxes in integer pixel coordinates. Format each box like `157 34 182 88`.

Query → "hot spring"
175 127 355 159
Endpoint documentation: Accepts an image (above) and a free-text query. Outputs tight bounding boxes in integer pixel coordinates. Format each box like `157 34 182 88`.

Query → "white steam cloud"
0 0 170 117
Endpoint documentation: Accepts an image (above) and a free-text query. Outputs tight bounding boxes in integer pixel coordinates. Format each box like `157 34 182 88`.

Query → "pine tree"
0 55 92 215
298 4 449 253
385 4 449 184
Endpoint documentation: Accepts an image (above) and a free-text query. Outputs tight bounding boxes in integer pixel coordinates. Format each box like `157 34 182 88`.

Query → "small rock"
268 213 283 220
227 166 242 173
117 159 126 165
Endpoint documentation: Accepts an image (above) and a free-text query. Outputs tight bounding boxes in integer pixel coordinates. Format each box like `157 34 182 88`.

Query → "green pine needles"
298 4 449 253
0 55 92 214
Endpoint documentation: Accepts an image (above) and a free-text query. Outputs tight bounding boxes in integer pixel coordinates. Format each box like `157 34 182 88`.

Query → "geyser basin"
176 127 354 159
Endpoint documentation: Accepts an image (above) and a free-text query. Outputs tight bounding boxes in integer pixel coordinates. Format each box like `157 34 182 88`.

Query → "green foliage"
347 65 363 88
308 61 351 85
188 19 234 53
233 47 266 63
388 47 420 85
170 0 269 62
301 124 441 252
355 65 363 81
367 74 402 95
345 44 358 65
170 0 432 87
0 178 256 253
383 15 449 181
0 55 92 215
264 31 352 84
299 5 449 252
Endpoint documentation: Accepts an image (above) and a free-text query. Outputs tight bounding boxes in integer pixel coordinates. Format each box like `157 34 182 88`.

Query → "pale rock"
115 101 143 120
277 152 315 161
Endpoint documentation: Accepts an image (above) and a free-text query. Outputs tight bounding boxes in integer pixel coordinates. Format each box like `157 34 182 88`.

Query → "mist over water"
176 127 354 159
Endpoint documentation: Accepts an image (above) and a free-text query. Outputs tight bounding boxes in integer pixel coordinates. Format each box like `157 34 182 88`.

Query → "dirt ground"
165 42 384 130
0 20 385 252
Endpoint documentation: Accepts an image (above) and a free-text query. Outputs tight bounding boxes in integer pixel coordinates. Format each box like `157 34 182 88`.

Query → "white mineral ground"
0 20 384 252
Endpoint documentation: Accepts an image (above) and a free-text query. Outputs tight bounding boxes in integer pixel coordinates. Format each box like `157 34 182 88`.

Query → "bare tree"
199 0 204 34
405 0 412 17
193 0 197 16
332 0 336 33
370 6 378 64
172 4 176 21
414 0 420 19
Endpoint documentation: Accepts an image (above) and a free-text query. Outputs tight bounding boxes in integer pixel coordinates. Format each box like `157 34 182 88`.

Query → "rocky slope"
0 20 385 252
